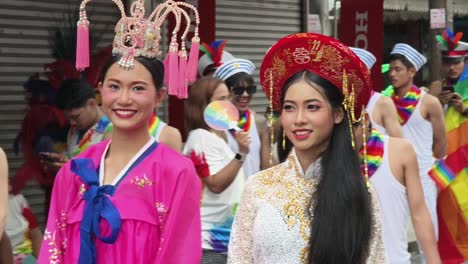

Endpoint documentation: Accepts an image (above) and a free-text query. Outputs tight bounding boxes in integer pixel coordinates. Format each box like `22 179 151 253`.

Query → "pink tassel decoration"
167 45 179 96
178 53 188 99
76 16 90 71
186 39 200 82
163 55 169 90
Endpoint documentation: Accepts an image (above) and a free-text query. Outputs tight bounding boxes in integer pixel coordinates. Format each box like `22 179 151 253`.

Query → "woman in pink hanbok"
38 1 202 263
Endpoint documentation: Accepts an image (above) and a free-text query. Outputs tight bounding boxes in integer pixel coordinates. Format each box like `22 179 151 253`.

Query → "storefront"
0 0 119 224
0 0 305 225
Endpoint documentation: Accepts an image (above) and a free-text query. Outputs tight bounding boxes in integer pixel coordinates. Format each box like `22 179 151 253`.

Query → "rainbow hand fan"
204 100 240 131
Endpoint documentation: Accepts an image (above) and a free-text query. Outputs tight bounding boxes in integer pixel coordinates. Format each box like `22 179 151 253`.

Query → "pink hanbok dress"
38 137 202 264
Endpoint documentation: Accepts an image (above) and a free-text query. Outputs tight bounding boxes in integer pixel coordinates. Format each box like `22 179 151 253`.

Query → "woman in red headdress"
228 33 386 263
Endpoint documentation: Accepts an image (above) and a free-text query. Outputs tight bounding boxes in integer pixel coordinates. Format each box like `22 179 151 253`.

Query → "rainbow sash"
360 129 384 178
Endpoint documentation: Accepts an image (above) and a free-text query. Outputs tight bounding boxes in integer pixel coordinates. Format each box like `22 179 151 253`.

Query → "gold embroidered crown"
76 0 200 98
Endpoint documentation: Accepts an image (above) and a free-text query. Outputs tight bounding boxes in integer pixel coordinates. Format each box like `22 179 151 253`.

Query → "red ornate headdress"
260 33 372 168
76 0 200 99
260 33 371 118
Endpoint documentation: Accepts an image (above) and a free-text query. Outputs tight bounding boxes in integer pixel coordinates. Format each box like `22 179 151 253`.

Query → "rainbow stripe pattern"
72 116 110 156
237 110 252 132
148 113 161 137
203 100 239 131
382 85 421 125
360 129 384 178
106 112 162 138
431 71 468 262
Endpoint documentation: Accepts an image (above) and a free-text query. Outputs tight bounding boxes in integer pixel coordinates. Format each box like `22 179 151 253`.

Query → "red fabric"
339 0 384 91
437 198 465 263
443 50 468 57
22 207 39 229
12 104 66 192
189 151 211 178
44 45 112 89
259 33 372 116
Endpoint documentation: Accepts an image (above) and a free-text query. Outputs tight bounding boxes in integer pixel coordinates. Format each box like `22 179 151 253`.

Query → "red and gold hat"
260 33 372 119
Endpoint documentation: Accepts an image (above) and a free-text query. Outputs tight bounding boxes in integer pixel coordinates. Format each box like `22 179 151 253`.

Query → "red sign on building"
340 0 384 91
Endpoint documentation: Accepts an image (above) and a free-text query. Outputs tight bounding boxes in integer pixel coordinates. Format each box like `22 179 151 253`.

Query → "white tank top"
402 91 434 184
153 120 167 142
366 92 387 135
370 136 411 264
226 113 261 179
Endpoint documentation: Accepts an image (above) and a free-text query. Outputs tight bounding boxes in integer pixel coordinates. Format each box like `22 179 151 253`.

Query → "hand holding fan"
204 100 240 131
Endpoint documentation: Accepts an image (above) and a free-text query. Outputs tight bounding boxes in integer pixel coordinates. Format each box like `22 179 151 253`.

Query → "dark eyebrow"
107 79 150 86
284 98 323 104
107 78 121 83
130 81 150 86
304 99 323 103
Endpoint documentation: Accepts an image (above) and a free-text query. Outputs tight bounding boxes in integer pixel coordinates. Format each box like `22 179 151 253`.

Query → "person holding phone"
432 35 468 116
40 79 110 171
38 0 203 262
429 29 468 263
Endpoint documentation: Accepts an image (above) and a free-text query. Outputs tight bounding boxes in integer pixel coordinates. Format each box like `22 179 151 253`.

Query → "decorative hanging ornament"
75 0 200 99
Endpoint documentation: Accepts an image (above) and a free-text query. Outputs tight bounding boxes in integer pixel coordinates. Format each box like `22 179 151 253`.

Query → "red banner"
339 0 384 91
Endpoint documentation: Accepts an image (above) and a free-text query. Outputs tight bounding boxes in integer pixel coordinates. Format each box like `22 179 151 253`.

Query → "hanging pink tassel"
167 46 179 96
163 55 169 90
186 40 200 82
76 19 90 71
178 53 188 99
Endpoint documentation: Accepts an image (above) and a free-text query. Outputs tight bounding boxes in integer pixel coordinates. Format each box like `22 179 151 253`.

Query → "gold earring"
282 131 286 150
268 71 275 167
361 109 370 189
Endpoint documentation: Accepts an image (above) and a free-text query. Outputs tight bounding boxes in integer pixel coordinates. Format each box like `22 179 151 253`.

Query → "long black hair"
279 71 372 263
99 56 165 90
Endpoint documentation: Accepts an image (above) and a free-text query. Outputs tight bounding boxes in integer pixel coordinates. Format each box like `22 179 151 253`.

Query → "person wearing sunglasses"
214 58 270 179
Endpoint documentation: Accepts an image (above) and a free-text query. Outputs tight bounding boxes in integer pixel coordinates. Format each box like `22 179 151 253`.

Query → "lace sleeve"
366 186 388 263
227 177 257 264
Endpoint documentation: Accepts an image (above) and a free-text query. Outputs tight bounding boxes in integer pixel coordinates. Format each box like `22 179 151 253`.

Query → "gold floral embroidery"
43 211 68 263
255 155 317 263
131 175 154 188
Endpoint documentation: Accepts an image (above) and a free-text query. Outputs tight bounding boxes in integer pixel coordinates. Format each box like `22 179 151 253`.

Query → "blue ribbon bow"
71 158 122 264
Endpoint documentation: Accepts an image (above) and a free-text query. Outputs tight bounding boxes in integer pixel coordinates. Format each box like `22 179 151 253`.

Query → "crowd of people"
0 0 467 263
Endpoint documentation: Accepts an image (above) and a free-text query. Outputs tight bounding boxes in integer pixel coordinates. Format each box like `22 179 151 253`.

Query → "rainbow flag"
430 69 468 262
455 63 468 101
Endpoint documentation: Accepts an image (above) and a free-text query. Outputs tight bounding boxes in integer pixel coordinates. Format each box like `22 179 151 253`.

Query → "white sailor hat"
197 51 235 76
213 58 255 81
350 47 376 70
390 43 427 71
